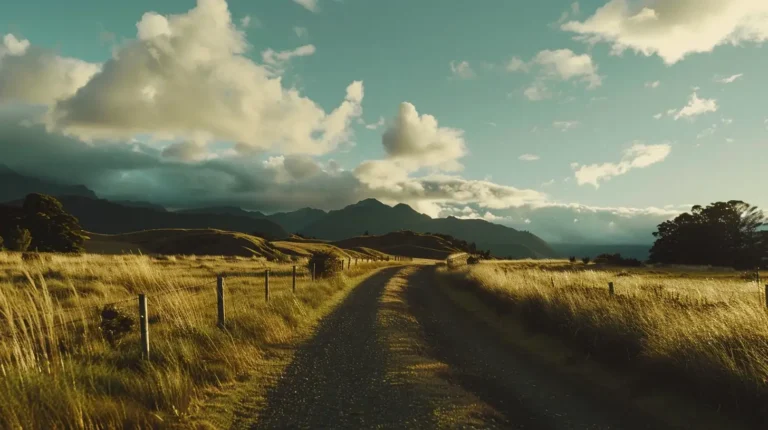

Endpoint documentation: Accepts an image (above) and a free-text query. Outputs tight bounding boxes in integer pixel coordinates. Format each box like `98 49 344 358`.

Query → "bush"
593 253 644 267
568 256 576 263
307 251 341 279
100 305 135 346
467 256 480 265
6 226 32 252
581 256 591 265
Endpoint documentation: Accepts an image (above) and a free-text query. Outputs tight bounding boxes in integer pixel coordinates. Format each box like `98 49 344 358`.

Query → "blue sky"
1 0 767 244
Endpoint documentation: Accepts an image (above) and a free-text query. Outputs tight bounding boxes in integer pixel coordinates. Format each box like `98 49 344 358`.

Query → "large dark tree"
0 194 87 253
649 201 766 269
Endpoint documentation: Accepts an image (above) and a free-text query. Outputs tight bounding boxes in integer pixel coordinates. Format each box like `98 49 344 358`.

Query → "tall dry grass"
439 261 768 423
0 251 394 428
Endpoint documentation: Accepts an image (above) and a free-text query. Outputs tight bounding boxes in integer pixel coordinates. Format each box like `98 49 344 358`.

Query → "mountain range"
1 165 629 259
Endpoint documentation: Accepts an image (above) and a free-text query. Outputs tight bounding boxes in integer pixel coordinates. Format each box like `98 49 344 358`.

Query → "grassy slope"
87 229 393 261
332 231 463 260
438 261 768 428
0 252 398 428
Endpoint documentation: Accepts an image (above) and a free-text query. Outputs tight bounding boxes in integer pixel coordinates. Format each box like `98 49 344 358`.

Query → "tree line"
0 193 87 253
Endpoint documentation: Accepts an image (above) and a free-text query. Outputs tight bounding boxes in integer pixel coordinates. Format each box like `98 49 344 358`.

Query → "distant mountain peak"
350 198 387 208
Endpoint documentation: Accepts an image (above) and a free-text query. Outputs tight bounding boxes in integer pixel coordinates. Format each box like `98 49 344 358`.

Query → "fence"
0 256 414 360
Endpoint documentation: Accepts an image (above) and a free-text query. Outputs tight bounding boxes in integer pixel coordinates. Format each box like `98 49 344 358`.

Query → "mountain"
177 206 266 218
5 196 288 240
113 200 168 212
299 199 558 259
267 207 328 234
0 165 98 202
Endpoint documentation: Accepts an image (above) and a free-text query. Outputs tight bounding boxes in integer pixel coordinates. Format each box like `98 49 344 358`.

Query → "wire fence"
0 258 403 357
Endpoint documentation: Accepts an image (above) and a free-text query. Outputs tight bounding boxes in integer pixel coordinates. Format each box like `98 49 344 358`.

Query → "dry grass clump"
0 251 396 428
440 262 768 423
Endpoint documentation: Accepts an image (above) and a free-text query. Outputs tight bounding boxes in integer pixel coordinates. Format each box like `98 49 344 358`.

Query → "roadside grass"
0 251 395 428
438 261 768 425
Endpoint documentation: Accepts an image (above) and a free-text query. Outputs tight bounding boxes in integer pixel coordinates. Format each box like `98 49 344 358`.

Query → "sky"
1 0 767 245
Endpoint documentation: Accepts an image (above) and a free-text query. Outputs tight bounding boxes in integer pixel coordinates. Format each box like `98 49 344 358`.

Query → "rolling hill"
86 229 394 260
332 231 465 260
5 196 289 240
299 199 558 259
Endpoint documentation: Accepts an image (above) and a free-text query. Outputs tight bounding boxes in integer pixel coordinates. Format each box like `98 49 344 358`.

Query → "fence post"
348 258 351 270
312 262 316 282
217 275 225 328
292 265 296 293
608 282 615 296
265 269 270 302
138 293 149 360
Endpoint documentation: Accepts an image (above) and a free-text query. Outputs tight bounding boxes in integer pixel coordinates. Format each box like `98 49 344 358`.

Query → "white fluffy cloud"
562 0 768 64
293 0 319 13
574 142 672 187
379 102 466 172
450 60 475 79
510 49 601 100
533 49 602 89
645 80 660 89
0 34 101 105
42 0 362 157
673 92 718 120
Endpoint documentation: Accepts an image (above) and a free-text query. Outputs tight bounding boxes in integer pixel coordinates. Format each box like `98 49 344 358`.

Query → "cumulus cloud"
42 0 362 158
645 80 660 88
562 0 768 65
673 92 718 120
518 154 540 161
379 102 466 172
293 0 319 13
523 81 552 101
0 34 101 105
716 73 743 84
653 113 662 119
450 60 475 79
573 142 672 187
509 49 601 100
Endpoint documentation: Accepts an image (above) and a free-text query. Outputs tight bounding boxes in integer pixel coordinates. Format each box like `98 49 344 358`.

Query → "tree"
581 256 591 265
568 256 576 263
649 200 767 269
363 230 369 236
6 226 32 252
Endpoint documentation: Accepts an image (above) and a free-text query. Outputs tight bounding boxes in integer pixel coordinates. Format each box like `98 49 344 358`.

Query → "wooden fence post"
292 265 297 293
217 275 225 328
138 293 149 360
265 269 270 302
608 282 615 296
348 258 351 270
312 262 316 281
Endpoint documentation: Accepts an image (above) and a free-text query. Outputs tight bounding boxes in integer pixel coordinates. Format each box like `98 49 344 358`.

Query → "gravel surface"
250 265 677 429
252 267 438 429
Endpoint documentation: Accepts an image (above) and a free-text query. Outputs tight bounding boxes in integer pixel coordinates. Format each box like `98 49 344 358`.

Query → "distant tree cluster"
593 253 643 267
0 194 87 253
649 200 767 269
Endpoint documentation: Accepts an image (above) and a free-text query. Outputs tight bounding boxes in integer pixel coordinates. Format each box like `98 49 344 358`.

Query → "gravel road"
249 266 679 429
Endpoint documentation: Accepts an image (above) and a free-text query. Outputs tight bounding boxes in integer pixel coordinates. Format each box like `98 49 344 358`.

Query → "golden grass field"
0 251 397 428
439 260 768 424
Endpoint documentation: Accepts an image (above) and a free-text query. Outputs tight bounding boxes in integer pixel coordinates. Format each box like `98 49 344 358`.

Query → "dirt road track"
246 266 674 429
